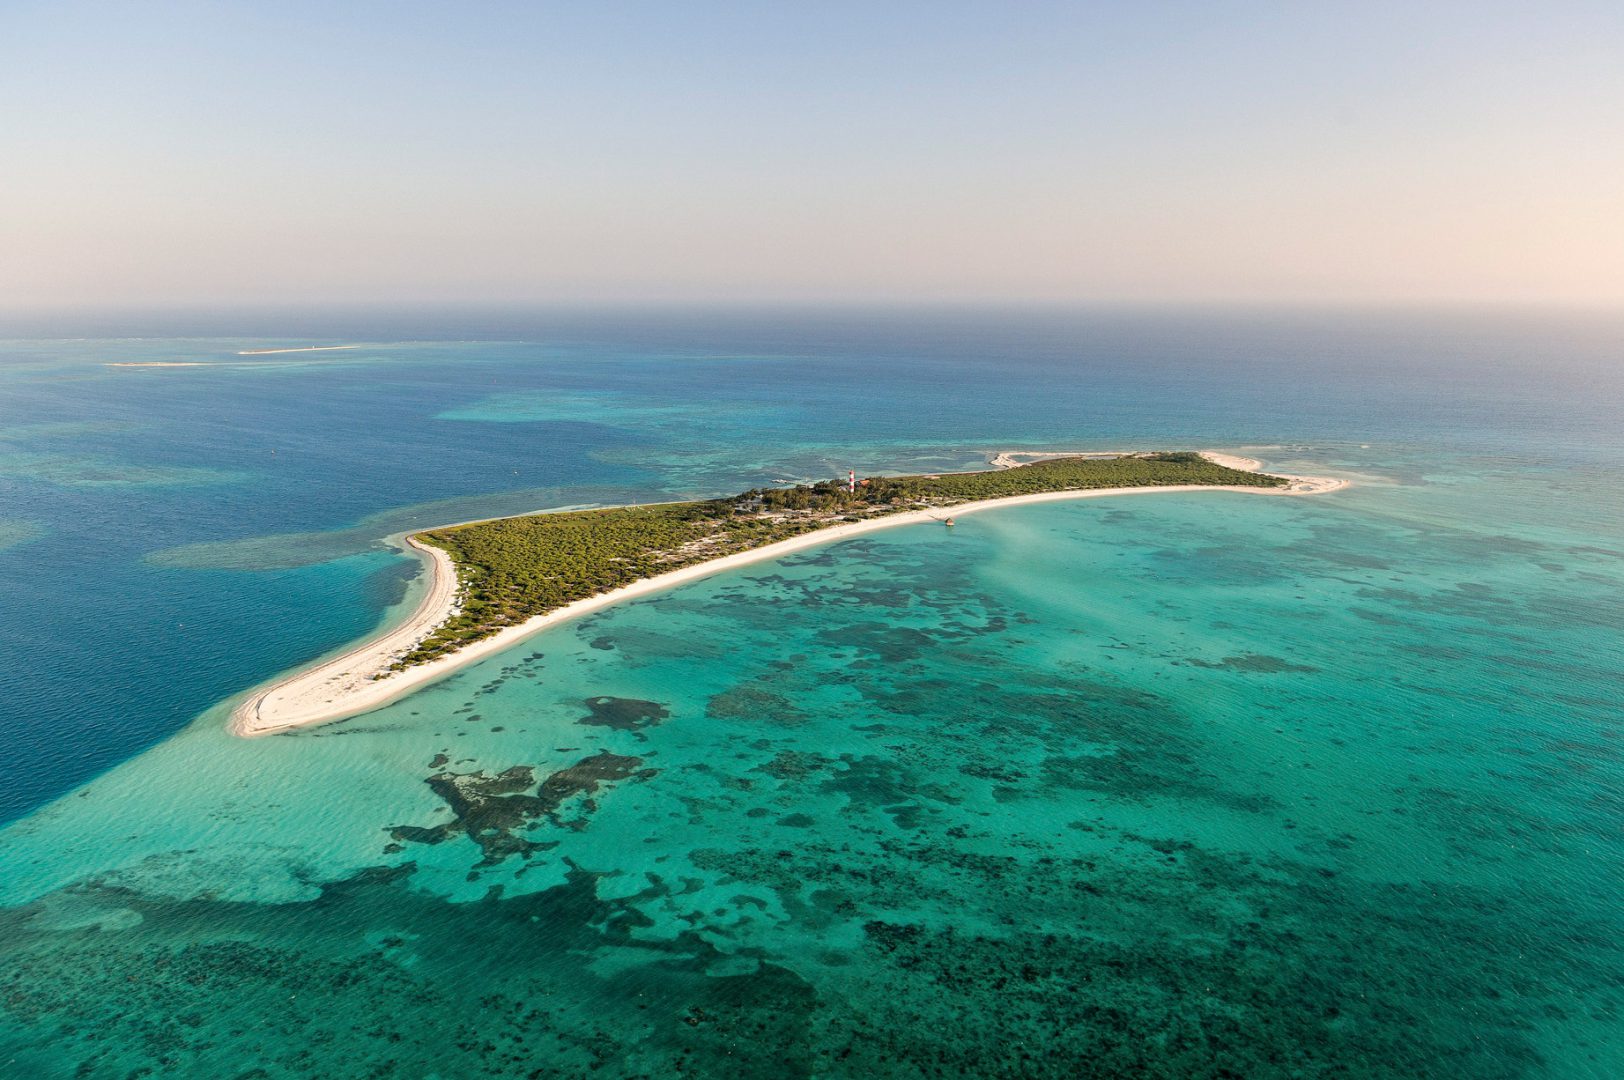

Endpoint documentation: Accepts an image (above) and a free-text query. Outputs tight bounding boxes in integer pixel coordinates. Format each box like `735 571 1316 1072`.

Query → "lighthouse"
848 470 856 494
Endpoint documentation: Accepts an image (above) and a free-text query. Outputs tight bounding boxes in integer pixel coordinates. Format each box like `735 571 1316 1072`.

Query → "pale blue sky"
3 2 1622 306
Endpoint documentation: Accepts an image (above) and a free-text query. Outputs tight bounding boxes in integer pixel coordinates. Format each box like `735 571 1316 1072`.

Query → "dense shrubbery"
742 452 1281 512
397 454 1283 667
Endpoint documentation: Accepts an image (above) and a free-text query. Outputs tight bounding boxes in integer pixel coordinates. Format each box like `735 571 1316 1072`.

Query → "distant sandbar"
236 345 362 356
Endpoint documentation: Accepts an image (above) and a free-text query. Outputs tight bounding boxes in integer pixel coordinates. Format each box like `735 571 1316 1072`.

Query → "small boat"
943 518 955 527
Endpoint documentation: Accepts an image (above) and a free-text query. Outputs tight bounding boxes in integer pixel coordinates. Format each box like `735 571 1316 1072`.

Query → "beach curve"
229 452 1346 736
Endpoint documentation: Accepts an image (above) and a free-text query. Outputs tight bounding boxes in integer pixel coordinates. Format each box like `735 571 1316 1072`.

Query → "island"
231 451 1346 735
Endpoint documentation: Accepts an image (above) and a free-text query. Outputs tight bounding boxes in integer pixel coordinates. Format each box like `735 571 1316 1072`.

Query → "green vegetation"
398 453 1285 668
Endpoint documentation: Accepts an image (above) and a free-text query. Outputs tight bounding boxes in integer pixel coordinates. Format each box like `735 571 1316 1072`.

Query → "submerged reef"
0 863 821 1079
1 823 1605 1078
578 695 671 735
389 751 654 864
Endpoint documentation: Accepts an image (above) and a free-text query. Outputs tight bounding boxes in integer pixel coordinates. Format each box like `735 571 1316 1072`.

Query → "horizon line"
7 297 1624 316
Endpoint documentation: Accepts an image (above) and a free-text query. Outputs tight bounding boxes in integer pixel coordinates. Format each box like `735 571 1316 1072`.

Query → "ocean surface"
0 308 1620 1077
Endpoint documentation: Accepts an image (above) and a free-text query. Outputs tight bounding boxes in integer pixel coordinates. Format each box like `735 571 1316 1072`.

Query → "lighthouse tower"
848 470 856 494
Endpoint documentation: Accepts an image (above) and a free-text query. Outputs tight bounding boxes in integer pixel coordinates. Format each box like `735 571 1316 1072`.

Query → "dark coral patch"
388 752 653 864
815 621 936 662
707 685 808 727
579 696 671 733
755 751 831 782
1186 653 1320 673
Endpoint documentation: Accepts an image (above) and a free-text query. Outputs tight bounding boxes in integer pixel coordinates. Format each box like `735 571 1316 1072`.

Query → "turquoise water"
1 311 1621 1076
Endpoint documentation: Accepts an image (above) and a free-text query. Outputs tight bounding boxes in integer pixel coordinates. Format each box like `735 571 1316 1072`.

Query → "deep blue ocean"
0 308 1620 1077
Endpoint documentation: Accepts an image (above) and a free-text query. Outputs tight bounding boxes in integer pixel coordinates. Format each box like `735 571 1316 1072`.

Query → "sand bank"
987 450 1129 469
230 452 1346 736
237 345 362 356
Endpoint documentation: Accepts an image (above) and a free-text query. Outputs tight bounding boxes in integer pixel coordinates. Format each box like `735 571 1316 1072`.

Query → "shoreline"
229 452 1347 736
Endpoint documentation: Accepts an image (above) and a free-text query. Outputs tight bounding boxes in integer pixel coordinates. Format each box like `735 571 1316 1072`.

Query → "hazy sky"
4 1 1623 308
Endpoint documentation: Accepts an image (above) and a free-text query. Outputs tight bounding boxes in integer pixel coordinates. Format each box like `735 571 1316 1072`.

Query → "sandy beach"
230 452 1346 736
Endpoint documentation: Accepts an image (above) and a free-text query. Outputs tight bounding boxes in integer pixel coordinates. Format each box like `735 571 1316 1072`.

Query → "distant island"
236 345 363 355
231 451 1345 736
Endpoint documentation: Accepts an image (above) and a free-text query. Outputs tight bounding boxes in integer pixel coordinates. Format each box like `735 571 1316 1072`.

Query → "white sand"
236 345 362 356
987 450 1130 469
230 451 1347 736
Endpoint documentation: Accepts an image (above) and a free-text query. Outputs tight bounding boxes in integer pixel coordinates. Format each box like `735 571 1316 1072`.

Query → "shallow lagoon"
3 474 1620 1077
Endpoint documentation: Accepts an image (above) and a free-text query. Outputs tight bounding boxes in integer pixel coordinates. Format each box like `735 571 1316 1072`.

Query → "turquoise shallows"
0 310 1621 1077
